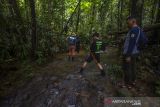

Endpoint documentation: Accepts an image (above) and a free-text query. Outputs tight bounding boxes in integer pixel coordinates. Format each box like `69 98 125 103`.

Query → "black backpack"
137 28 148 50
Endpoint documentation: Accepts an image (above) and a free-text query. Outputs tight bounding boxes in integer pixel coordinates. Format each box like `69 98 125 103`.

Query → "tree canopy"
0 0 159 61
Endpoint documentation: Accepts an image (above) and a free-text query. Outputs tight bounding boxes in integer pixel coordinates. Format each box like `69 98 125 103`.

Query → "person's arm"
90 42 96 52
102 42 107 51
125 30 138 57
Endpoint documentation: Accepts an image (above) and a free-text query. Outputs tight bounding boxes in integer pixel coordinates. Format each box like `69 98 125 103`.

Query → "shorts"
68 45 76 55
85 53 100 63
69 45 76 51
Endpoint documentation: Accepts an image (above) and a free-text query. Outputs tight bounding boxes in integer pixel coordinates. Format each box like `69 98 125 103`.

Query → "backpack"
137 28 148 50
68 36 77 45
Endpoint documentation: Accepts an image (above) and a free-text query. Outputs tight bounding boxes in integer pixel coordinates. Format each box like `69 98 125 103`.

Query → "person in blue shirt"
122 16 147 89
67 33 77 61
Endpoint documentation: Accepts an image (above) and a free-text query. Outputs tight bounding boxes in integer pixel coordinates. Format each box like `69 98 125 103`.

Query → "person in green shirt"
79 32 106 77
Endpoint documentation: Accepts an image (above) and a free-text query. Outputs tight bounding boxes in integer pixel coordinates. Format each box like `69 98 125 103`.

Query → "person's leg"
79 61 88 74
97 63 103 70
68 46 72 61
131 56 137 84
123 56 130 86
71 46 76 61
94 54 105 76
124 56 134 89
97 63 105 76
79 54 92 74
127 61 133 88
77 45 80 54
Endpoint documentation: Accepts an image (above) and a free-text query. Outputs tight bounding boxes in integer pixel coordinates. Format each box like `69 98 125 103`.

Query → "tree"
154 0 160 23
117 0 123 31
76 0 81 32
8 0 22 20
99 0 108 35
61 1 80 34
29 0 37 60
130 0 144 26
89 0 96 34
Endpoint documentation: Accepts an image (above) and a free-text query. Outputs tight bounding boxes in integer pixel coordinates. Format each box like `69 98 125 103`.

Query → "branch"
61 1 81 34
108 23 160 35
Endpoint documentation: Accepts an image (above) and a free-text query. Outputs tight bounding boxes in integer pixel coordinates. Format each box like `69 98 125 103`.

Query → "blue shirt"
123 26 144 56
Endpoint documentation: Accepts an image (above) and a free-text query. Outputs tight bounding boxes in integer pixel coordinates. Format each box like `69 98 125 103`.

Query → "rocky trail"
0 48 158 107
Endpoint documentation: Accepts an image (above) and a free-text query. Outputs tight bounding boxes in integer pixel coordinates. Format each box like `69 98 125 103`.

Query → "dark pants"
85 53 100 63
123 55 138 85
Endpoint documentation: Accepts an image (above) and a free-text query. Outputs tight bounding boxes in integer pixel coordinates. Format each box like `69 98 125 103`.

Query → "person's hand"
126 57 131 62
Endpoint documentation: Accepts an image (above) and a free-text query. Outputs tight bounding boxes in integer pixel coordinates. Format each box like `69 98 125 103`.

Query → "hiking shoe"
132 81 137 86
101 70 106 77
78 68 84 75
72 57 75 61
127 85 132 90
77 70 83 76
117 82 126 88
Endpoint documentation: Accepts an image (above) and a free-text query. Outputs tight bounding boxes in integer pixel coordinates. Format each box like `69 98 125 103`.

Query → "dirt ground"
0 47 159 107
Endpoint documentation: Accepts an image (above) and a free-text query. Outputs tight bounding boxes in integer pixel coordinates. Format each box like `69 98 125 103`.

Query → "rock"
0 69 120 107
117 88 133 97
50 76 58 81
36 77 43 81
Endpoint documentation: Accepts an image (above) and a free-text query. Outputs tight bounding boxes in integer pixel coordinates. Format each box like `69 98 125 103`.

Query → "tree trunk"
75 0 81 32
89 1 96 34
108 23 160 35
154 0 160 23
24 0 30 20
130 0 144 26
8 0 21 20
8 0 15 17
99 0 107 35
61 2 80 34
153 0 160 44
29 0 37 60
0 0 6 29
61 0 65 31
151 0 156 24
120 0 123 30
117 0 120 31
110 2 113 32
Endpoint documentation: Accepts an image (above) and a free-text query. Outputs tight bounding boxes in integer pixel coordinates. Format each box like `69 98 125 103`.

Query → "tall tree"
29 0 37 60
89 0 96 34
130 0 144 26
75 0 81 32
60 0 65 31
24 0 30 20
154 0 160 23
0 0 6 29
99 0 108 35
8 0 21 20
117 0 121 31
118 0 123 31
61 1 80 34
153 0 160 44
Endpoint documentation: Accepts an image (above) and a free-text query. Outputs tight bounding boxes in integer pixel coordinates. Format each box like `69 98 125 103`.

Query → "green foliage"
107 64 123 80
0 0 159 63
155 80 160 96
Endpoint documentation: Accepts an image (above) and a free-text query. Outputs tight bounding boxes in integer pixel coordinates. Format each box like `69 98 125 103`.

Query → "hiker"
122 16 147 89
67 33 77 61
79 32 106 77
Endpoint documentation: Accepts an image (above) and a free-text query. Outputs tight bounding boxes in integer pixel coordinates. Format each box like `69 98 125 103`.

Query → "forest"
0 0 160 107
